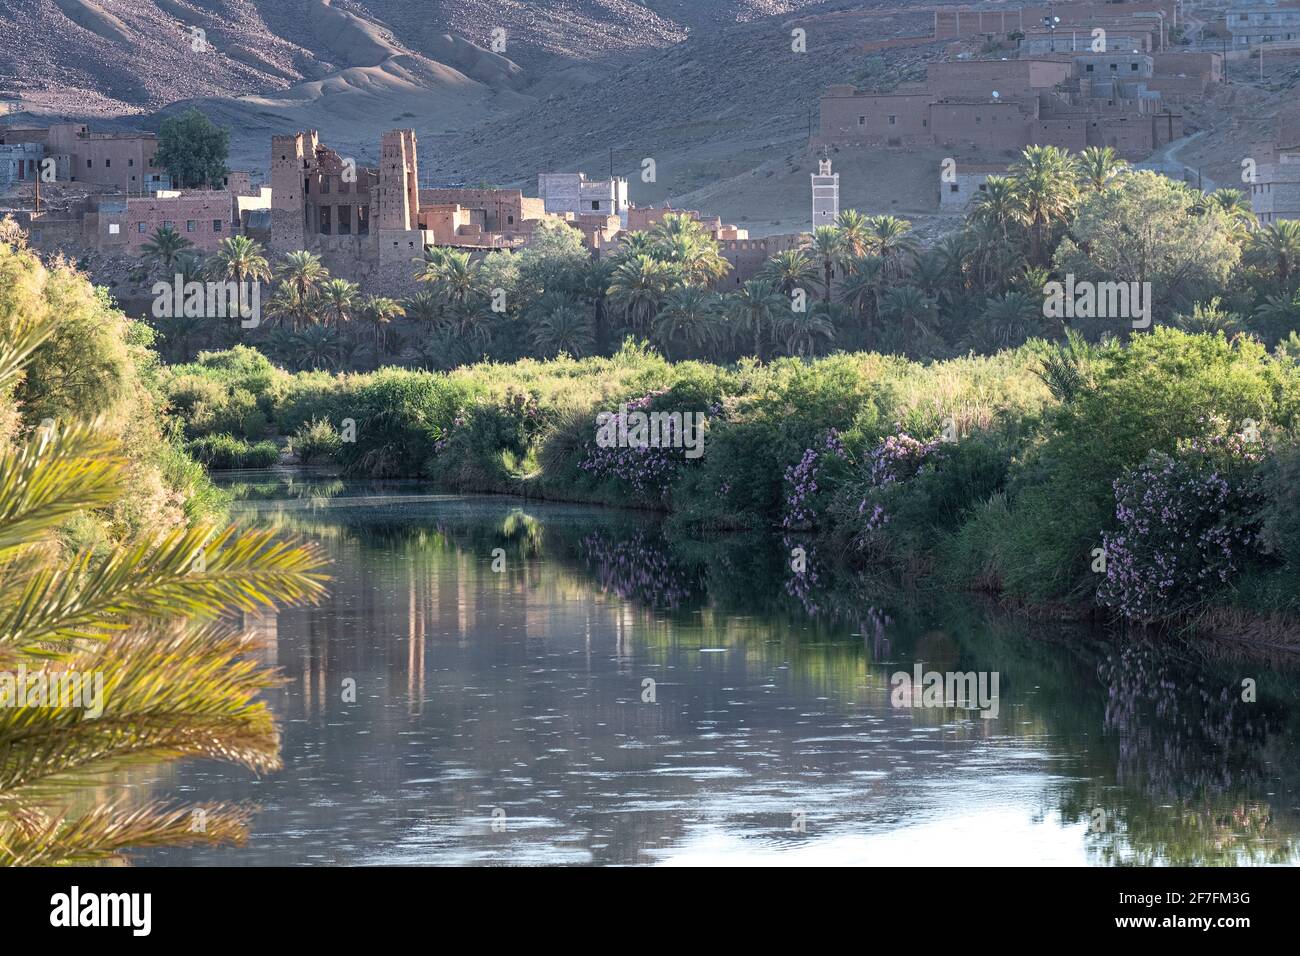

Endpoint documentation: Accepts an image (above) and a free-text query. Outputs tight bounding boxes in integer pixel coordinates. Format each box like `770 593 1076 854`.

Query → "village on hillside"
2 0 1296 308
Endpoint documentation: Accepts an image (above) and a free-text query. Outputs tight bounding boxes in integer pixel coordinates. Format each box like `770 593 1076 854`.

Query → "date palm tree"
809 226 842 305
608 254 675 333
1249 220 1300 293
0 318 327 865
1252 292 1300 345
649 214 730 286
580 258 616 354
761 249 820 299
865 215 918 281
1009 145 1079 266
293 322 342 370
837 254 884 339
208 235 271 286
413 245 455 284
158 310 208 362
653 286 721 359
1076 145 1128 192
275 251 329 329
141 224 193 274
882 284 937 342
430 251 481 313
208 236 272 322
320 278 360 332
266 283 310 331
359 295 405 368
965 290 1043 351
724 279 785 361
529 304 595 358
778 302 837 358
969 175 1020 241
834 209 872 260
1203 188 1256 243
173 251 206 288
403 289 441 332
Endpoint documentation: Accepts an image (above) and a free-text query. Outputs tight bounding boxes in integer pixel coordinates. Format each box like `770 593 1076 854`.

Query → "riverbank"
162 330 1300 642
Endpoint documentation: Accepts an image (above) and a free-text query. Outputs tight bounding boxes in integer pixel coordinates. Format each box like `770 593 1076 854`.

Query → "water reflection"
133 483 1300 866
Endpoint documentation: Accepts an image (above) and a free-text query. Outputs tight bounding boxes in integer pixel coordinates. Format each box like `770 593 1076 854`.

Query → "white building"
537 172 629 227
939 163 1008 211
1251 147 1300 224
1227 2 1300 47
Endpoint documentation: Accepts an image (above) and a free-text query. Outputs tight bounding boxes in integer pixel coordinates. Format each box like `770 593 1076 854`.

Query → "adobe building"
0 143 47 187
625 204 748 241
269 128 605 286
270 128 428 285
1017 14 1166 55
90 190 244 253
571 213 624 252
1251 146 1300 225
1147 51 1224 101
934 1 1178 42
818 52 1182 161
417 186 550 247
2 122 170 193
715 233 809 289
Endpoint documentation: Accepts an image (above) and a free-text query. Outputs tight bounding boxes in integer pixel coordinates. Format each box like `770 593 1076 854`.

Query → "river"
135 479 1300 866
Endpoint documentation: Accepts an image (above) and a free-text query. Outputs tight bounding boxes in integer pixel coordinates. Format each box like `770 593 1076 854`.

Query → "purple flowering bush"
1098 435 1265 622
577 391 713 503
843 432 943 554
781 429 850 529
821 428 1012 565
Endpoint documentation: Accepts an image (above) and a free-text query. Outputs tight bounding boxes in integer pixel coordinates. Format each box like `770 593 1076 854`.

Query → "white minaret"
811 158 839 228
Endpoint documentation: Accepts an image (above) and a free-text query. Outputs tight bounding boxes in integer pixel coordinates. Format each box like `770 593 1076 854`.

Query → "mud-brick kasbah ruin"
2 0 1299 298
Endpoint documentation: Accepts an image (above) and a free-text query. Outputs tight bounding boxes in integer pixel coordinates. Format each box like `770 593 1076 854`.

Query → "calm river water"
136 480 1300 866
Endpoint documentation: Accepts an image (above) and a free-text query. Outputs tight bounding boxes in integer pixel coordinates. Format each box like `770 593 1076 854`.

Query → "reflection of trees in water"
1099 643 1282 801
579 529 703 610
1051 641 1300 865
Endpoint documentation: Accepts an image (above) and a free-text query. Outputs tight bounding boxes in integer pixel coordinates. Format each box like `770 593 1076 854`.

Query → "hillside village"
1 0 1297 304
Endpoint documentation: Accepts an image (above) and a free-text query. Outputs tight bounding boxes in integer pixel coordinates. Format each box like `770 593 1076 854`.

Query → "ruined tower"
271 130 317 251
378 129 418 232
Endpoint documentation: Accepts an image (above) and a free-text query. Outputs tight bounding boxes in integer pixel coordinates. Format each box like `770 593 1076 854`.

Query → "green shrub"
337 370 473 478
287 419 343 465
186 434 280 469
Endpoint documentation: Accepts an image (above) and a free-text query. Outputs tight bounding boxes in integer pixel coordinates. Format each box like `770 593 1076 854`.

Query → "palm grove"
136 144 1300 372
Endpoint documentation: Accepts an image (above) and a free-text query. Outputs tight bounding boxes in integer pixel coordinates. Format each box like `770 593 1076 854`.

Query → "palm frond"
0 623 282 795
0 523 328 654
0 801 254 866
0 420 124 559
